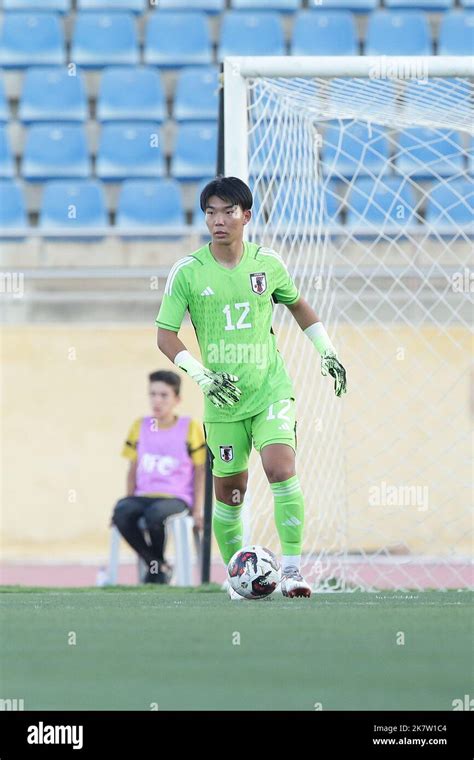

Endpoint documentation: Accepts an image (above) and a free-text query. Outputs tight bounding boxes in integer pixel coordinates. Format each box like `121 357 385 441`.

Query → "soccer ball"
227 545 280 600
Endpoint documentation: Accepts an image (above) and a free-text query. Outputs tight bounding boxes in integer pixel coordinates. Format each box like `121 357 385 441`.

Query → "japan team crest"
219 445 234 462
250 272 267 295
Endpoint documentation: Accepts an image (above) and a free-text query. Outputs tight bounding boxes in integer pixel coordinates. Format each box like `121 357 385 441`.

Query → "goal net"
223 57 473 591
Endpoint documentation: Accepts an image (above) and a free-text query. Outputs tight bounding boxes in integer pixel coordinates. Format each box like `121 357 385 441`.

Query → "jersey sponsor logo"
219 445 234 462
250 272 267 295
200 287 214 296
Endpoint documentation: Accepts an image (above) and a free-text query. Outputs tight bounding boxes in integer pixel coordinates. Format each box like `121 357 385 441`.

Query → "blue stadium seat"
71 12 139 67
0 12 65 67
346 177 417 230
158 0 224 12
96 124 165 180
292 11 358 56
321 122 390 178
77 0 146 11
97 68 166 123
305 1 377 9
219 12 286 58
384 1 453 9
22 125 90 181
395 128 464 179
3 0 70 10
425 178 473 230
172 122 217 180
0 80 8 123
438 11 474 56
144 12 212 67
365 11 432 56
19 67 88 124
469 136 474 175
0 126 15 178
0 180 26 230
116 179 185 228
231 1 299 10
174 67 218 122
39 180 108 231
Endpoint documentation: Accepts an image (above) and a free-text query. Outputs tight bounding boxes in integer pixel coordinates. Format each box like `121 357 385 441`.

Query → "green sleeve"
155 261 190 331
272 256 300 305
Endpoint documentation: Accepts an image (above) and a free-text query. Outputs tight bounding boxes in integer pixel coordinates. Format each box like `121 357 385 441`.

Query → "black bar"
200 446 213 584
0 710 471 757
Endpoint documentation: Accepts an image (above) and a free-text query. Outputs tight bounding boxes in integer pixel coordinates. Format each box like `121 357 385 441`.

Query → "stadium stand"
172 122 218 180
321 122 390 178
19 67 88 123
394 128 465 178
174 67 219 122
39 179 108 230
385 0 453 8
0 1 472 233
219 12 286 58
0 79 8 123
2 0 70 11
158 0 224 11
0 179 27 230
365 11 432 55
0 126 16 178
438 10 474 55
292 11 358 56
77 0 146 11
231 0 299 10
144 12 213 66
116 179 185 228
0 12 65 67
71 12 140 67
345 176 417 228
22 124 91 181
96 124 165 180
425 177 474 229
309 1 377 9
97 67 166 123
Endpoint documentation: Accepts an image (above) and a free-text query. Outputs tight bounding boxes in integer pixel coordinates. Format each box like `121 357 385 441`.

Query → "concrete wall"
1 323 472 561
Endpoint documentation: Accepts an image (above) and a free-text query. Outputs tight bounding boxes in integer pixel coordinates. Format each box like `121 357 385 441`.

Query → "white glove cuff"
304 322 337 357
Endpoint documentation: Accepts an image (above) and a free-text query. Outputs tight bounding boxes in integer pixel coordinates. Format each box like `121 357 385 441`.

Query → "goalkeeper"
156 176 347 599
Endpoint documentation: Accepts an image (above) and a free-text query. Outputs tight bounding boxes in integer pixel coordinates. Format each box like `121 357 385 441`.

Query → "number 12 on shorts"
266 399 291 420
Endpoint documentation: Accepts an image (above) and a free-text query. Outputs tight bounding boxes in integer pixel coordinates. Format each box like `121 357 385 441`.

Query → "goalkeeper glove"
304 322 347 398
174 350 241 408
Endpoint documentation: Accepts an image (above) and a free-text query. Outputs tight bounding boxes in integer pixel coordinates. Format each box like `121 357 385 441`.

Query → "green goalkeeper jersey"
156 241 300 422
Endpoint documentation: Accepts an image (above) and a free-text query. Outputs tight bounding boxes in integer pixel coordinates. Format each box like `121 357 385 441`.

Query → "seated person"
113 370 206 583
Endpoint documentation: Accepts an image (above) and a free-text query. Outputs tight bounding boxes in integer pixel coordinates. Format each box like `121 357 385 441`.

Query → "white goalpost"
223 56 473 592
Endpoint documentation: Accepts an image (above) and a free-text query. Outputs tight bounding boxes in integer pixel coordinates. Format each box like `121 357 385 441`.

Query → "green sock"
271 475 305 556
213 499 243 565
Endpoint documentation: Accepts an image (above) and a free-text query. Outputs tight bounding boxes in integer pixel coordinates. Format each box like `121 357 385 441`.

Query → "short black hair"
200 176 253 213
149 370 181 396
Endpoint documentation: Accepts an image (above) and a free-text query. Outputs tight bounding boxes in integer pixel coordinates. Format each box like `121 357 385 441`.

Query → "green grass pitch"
0 586 472 711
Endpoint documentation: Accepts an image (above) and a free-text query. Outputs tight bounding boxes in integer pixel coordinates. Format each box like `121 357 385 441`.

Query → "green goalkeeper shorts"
204 398 297 477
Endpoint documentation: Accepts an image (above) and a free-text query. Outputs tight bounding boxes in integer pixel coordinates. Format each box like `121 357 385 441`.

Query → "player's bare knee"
214 473 248 506
265 466 296 484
